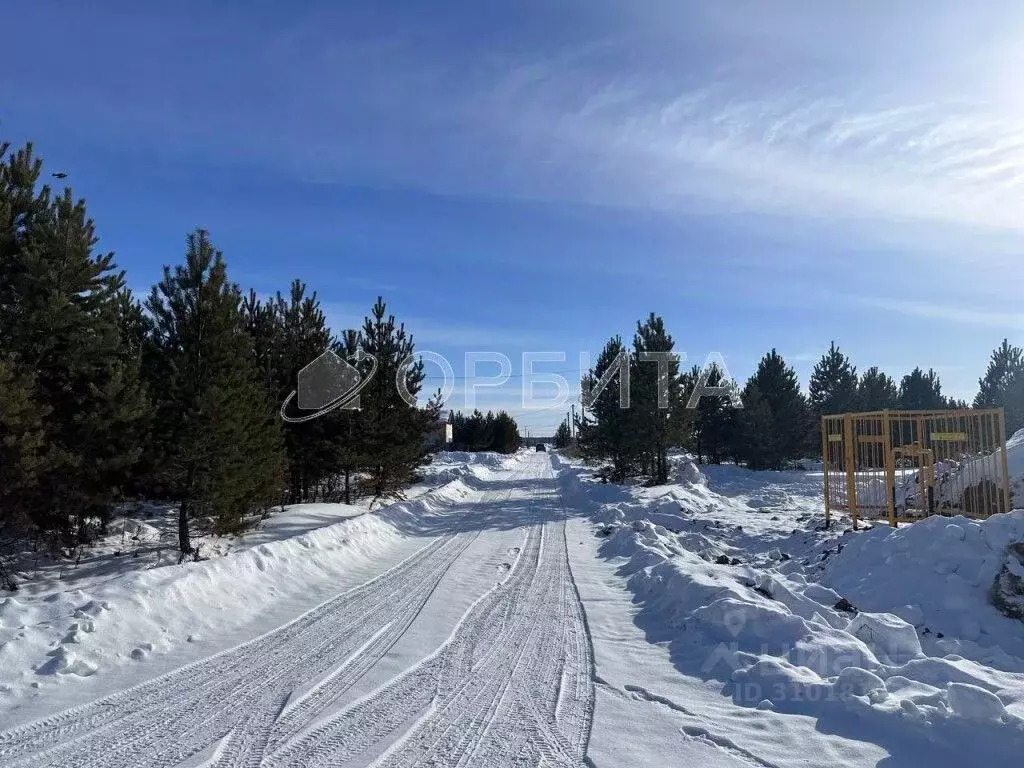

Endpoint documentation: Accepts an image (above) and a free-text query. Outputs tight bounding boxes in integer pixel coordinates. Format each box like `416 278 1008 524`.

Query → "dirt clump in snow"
991 542 1024 621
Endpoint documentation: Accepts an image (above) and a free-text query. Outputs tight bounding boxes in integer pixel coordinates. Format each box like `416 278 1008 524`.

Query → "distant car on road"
536 443 546 452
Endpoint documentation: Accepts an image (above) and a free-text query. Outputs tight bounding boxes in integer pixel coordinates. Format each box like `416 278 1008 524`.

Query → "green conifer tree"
735 350 809 469
736 382 778 470
631 314 684 484
0 357 50 540
145 229 285 557
579 335 636 480
0 140 149 541
359 297 441 501
974 339 1024 434
554 420 572 449
691 363 739 464
898 367 946 410
857 367 899 411
809 342 859 415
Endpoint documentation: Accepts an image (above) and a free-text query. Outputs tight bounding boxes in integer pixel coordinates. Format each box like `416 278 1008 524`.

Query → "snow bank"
421 450 523 485
0 510 403 702
820 512 1024 666
671 455 707 486
0 453 503 710
557 457 1024 755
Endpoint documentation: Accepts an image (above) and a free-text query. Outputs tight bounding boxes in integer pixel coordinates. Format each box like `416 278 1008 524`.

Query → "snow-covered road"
0 455 595 767
5 448 1023 767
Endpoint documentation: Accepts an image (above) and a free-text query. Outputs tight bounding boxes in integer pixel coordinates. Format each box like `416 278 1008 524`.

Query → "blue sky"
3 2 1023 433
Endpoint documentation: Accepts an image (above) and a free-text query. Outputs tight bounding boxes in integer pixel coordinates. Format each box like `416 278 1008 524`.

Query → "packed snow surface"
1 442 1022 766
0 452 594 766
557 447 1024 766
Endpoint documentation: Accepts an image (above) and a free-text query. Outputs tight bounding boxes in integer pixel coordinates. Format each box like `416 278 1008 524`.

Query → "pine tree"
448 410 520 453
554 420 571 449
449 410 469 450
259 281 340 503
145 229 285 557
359 297 441 501
809 342 858 415
0 141 150 542
898 367 945 410
734 350 809 469
690 363 738 464
490 411 522 453
335 329 368 504
0 357 50 538
459 410 493 451
579 335 637 480
631 314 684 484
974 339 1024 434
858 367 899 411
736 382 778 470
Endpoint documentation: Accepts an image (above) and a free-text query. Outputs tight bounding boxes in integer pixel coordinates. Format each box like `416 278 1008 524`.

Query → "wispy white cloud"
856 297 1024 330
480 77 1024 236
12 4 1024 255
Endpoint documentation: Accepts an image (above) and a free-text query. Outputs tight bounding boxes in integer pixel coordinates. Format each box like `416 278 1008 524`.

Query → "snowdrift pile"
0 452 521 711
559 454 1024 753
420 450 523 485
814 511 1024 667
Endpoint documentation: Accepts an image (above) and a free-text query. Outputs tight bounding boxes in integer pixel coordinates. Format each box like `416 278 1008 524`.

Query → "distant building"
425 420 453 451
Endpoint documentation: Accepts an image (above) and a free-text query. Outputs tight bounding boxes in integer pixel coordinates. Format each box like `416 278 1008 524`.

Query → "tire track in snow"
0 529 477 767
268 457 595 767
0 457 596 767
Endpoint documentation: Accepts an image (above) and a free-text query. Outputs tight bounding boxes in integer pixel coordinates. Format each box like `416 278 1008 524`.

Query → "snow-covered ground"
557 434 1024 766
1 442 1022 766
0 451 509 719
0 450 594 766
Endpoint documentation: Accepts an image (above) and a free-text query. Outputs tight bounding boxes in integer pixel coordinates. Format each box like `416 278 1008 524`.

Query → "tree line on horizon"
447 410 522 454
576 315 1024 483
0 138 442 567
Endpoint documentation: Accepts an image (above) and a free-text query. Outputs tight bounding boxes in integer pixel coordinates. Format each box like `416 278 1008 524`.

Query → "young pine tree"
464 410 493 452
898 367 945 410
359 297 441 500
0 357 50 539
735 350 809 469
974 339 1024 434
334 329 369 505
554 420 572 449
809 342 859 415
491 411 522 453
269 281 339 502
857 367 899 411
631 314 685 484
736 382 778 470
579 335 636 480
145 229 285 557
690 363 739 464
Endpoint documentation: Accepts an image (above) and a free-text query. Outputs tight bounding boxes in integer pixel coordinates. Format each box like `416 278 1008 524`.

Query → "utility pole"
570 403 577 442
